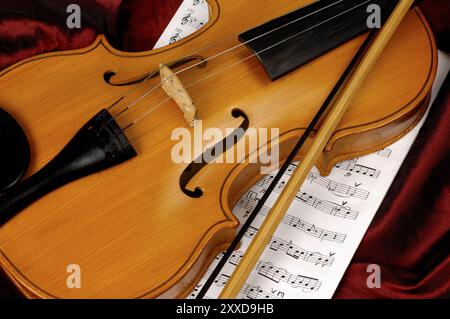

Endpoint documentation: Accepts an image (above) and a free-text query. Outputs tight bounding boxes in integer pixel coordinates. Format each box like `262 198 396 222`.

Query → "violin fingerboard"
239 0 398 80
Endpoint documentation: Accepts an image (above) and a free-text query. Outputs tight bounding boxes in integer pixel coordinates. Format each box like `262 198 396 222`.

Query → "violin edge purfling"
0 0 438 299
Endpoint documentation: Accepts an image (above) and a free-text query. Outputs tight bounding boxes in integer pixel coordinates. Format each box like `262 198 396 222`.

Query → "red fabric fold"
334 75 450 298
117 0 182 51
0 0 122 70
0 0 448 299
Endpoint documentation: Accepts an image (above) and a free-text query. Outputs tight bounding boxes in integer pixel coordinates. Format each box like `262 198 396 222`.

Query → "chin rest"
0 108 30 192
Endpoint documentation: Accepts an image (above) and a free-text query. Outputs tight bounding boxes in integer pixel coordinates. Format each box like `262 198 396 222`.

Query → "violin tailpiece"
0 109 137 226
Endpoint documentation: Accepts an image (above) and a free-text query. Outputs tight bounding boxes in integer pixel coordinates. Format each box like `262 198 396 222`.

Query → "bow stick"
219 0 415 299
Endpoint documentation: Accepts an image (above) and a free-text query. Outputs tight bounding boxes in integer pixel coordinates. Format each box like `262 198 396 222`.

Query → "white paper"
154 1 450 299
189 52 449 299
153 0 209 49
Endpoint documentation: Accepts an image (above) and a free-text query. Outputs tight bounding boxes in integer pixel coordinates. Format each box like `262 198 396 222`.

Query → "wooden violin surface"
0 0 437 298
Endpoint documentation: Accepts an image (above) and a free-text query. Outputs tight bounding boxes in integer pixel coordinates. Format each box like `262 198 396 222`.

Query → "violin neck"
239 0 399 80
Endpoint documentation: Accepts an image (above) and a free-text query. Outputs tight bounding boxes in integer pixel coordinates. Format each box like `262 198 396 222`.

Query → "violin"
0 0 437 298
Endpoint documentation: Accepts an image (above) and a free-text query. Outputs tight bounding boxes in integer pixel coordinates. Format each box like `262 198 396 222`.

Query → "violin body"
0 0 437 298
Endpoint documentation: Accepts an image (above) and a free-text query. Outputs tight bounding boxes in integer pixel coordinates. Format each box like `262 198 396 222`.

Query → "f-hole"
179 109 250 198
103 55 207 87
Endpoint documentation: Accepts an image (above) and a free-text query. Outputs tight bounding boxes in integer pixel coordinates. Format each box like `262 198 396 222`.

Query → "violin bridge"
160 63 198 127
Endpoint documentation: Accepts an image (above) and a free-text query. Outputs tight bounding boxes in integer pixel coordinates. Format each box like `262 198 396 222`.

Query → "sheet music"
153 0 209 49
155 1 450 299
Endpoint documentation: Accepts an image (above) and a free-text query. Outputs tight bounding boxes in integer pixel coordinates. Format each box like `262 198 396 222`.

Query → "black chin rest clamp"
0 109 137 226
0 108 30 193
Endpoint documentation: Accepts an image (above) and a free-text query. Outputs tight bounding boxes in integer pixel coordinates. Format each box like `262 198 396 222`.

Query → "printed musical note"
335 159 380 178
241 283 282 299
189 271 281 299
307 172 370 200
236 197 346 243
153 0 210 49
255 172 359 219
214 274 282 299
228 251 321 292
271 184 359 219
165 4 450 299
295 192 358 219
285 163 298 176
256 175 274 189
192 0 208 7
168 28 183 44
181 10 205 29
242 226 334 266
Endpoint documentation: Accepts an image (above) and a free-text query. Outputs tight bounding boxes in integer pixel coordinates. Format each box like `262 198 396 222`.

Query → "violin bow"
218 0 415 299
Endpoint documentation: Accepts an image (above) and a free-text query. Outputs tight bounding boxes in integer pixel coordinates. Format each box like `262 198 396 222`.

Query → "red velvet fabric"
118 0 182 52
0 0 448 299
335 76 450 299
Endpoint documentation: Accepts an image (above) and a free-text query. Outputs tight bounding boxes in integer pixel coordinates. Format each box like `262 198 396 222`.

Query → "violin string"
107 35 237 112
109 0 345 117
122 0 372 129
